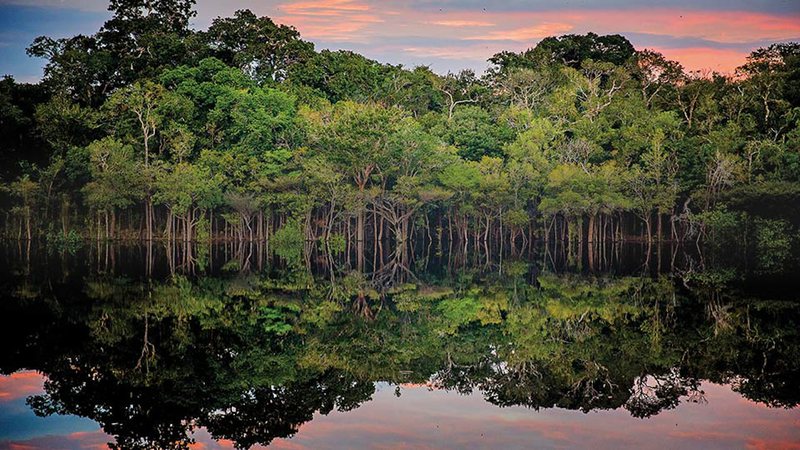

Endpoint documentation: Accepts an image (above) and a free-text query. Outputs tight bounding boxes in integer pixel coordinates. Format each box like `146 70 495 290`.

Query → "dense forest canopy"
1 0 799 255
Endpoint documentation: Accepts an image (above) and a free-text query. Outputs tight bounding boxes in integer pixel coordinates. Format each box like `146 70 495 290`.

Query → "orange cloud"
651 46 751 73
746 438 800 450
429 20 494 27
280 0 369 15
465 22 574 41
396 8 799 71
5 430 109 450
437 9 800 45
276 0 382 42
566 9 800 44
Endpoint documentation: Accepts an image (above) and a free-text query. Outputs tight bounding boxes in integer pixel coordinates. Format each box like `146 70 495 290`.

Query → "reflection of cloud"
261 382 800 450
2 430 109 450
0 371 44 402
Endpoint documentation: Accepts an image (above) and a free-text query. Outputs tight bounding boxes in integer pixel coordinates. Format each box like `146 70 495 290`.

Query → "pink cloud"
275 0 383 42
0 371 45 402
650 46 752 73
465 22 575 41
428 20 495 28
391 7 798 71
746 439 800 450
428 9 800 45
4 430 109 450
198 3 800 73
260 382 800 450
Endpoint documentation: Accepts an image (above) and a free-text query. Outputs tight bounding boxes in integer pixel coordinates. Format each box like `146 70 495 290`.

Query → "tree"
154 161 221 242
737 43 800 138
83 138 143 239
675 72 716 130
434 105 512 161
532 33 636 68
435 70 484 120
302 101 404 252
8 175 39 240
627 144 679 242
489 33 636 74
204 10 314 84
28 0 199 105
372 118 454 250
492 67 561 112
104 80 193 240
287 50 393 103
633 50 684 109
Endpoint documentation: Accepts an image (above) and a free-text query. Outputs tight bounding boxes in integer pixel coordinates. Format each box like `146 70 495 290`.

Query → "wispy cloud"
429 19 494 27
275 0 383 42
465 22 574 41
651 46 751 72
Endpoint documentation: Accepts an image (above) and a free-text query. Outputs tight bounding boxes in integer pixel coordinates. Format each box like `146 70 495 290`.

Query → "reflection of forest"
0 244 798 449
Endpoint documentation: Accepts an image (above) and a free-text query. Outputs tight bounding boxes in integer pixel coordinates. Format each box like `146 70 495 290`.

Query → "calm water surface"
0 241 798 449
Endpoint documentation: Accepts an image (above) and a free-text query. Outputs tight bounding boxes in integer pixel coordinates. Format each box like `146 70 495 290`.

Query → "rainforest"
0 0 799 449
0 1 798 252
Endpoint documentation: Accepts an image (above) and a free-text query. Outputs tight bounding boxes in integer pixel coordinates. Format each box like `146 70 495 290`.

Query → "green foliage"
434 105 512 161
753 218 794 273
272 220 304 265
83 138 143 211
3 0 799 254
46 229 82 253
258 305 295 336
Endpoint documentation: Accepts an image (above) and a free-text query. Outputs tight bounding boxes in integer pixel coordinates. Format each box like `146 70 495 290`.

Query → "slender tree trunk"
657 213 663 242
25 209 31 241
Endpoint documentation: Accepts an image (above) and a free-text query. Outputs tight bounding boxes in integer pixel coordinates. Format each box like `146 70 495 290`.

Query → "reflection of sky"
2 373 799 449
0 371 102 447
1 0 799 81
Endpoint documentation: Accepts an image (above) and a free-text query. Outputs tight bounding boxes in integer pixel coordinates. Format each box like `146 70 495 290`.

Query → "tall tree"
204 10 314 84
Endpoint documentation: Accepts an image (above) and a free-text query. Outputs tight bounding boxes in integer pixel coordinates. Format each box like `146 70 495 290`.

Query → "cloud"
428 20 494 27
746 438 800 450
275 0 383 42
397 0 800 15
465 22 574 41
650 46 751 72
577 9 800 44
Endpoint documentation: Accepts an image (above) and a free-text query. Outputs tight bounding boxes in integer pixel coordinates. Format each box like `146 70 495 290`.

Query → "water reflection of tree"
0 250 798 449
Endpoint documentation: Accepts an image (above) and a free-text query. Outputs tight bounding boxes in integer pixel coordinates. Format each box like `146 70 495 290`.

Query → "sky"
1 0 800 82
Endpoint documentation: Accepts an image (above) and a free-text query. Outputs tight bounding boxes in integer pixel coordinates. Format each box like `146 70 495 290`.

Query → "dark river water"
0 240 798 449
